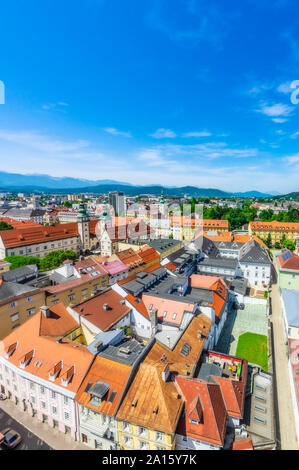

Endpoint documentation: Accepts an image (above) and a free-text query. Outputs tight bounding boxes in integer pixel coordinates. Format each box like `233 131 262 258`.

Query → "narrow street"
269 282 298 450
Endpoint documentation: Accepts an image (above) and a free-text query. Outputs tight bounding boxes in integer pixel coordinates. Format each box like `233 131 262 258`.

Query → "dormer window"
49 361 63 381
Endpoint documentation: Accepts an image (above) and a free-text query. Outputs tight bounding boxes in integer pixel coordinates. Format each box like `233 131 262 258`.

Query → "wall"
0 290 46 340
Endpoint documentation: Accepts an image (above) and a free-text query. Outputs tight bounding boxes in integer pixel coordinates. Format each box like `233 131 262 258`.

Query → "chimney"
162 364 170 382
150 308 158 331
103 303 109 310
41 306 51 318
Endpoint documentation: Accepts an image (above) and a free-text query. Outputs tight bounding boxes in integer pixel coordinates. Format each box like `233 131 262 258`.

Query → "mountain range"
0 171 278 198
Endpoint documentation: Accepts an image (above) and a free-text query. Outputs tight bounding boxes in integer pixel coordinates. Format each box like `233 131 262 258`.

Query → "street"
0 408 52 450
269 282 298 450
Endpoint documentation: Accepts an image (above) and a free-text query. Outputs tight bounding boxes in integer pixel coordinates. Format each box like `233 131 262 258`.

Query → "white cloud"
102 127 132 137
182 131 212 137
42 102 69 110
285 154 299 164
256 102 294 118
0 129 89 153
290 131 299 139
150 128 177 139
277 81 292 94
272 118 288 123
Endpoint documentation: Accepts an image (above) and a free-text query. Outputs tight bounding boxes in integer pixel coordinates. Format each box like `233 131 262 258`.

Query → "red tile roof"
75 355 132 417
232 438 253 450
72 289 131 331
175 376 227 447
0 304 92 393
0 222 79 248
250 220 299 232
277 250 299 271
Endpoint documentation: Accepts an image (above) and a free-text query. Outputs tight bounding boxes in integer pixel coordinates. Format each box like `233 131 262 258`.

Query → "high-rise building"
108 191 126 216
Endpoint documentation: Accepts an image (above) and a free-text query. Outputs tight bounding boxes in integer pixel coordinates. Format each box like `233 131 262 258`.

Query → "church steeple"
77 201 90 254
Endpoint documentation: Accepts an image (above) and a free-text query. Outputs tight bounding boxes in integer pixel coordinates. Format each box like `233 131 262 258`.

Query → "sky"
0 0 299 193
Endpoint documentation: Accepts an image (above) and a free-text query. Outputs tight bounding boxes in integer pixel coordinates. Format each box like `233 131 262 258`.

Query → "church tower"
77 202 90 254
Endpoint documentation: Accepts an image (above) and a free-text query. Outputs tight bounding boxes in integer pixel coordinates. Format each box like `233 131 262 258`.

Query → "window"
139 440 147 450
30 382 35 390
254 405 266 412
82 434 88 443
27 296 33 302
64 396 68 405
27 308 35 317
95 439 102 449
139 427 146 436
64 411 70 421
51 391 56 399
31 396 35 404
255 395 265 402
68 294 75 302
123 422 130 431
254 416 266 424
172 313 177 320
10 313 19 323
41 401 46 409
10 301 16 309
156 432 163 441
52 406 57 414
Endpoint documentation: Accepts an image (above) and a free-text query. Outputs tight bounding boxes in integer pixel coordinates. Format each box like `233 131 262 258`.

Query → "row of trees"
4 249 77 271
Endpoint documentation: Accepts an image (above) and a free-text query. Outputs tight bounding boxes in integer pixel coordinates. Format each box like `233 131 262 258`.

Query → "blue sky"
0 0 299 193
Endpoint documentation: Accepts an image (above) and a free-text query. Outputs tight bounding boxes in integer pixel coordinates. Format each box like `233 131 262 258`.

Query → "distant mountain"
273 192 299 201
232 191 274 198
0 170 277 198
0 171 132 189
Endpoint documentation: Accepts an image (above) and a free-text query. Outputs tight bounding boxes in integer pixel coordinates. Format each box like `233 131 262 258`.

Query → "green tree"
0 221 13 231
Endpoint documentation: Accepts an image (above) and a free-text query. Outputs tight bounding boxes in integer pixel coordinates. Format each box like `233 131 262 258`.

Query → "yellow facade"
45 275 108 307
0 289 46 340
249 227 299 245
117 421 174 451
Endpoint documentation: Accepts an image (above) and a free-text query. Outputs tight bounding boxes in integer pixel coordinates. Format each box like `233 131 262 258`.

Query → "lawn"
236 332 268 371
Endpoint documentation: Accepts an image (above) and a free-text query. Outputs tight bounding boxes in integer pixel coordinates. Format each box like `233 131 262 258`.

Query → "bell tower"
77 202 90 254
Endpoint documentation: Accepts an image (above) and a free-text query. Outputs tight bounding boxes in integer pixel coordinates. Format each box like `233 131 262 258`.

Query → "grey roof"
230 277 248 296
99 338 145 366
147 238 182 253
89 381 110 399
0 280 40 302
215 241 243 250
197 363 222 382
2 265 38 283
281 289 299 327
121 280 144 293
239 240 271 265
3 208 46 218
198 257 238 269
188 235 219 258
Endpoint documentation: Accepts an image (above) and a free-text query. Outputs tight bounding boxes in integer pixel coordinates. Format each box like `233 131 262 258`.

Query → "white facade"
238 262 271 287
0 357 79 440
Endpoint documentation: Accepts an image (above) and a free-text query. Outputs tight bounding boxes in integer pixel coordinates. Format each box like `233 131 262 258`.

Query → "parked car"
0 428 22 449
0 431 5 449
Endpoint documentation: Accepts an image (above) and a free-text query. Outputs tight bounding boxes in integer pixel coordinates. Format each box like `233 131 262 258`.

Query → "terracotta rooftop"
75 355 132 417
232 438 253 450
116 314 212 433
250 220 299 232
0 304 92 394
72 289 131 332
277 249 299 271
175 376 227 447
117 248 144 268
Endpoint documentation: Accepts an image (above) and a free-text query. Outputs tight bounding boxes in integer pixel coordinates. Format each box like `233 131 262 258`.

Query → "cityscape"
0 0 299 457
